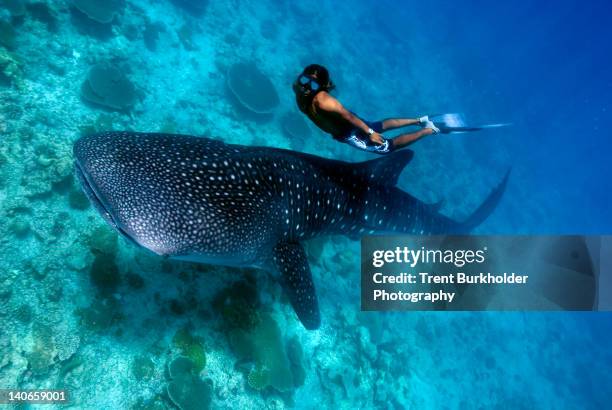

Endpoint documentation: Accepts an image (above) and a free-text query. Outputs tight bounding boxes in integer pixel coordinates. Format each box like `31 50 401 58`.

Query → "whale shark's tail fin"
370 168 510 235
459 169 511 232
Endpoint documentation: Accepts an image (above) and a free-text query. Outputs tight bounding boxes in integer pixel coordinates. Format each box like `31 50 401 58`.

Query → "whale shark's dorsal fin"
264 147 414 188
429 198 445 213
272 242 321 330
353 149 414 187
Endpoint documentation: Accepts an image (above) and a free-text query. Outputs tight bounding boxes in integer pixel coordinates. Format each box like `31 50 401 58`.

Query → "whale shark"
74 132 509 329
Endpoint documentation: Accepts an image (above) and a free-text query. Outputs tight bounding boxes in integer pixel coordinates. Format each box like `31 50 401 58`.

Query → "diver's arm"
315 93 372 135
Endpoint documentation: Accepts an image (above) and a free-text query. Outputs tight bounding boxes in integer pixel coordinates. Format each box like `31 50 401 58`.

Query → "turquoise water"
1 0 611 409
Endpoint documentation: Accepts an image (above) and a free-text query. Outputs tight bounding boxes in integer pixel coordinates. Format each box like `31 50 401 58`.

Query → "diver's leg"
380 118 422 131
390 128 435 150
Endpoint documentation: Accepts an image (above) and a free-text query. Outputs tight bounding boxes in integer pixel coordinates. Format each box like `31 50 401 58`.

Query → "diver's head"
293 64 335 97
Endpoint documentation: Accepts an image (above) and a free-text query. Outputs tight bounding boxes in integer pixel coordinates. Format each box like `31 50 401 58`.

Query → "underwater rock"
178 23 198 51
1 0 26 17
0 21 16 50
52 211 70 238
143 21 165 52
45 280 64 302
23 259 50 281
15 303 33 324
286 335 306 388
78 112 116 136
171 0 208 17
358 326 378 363
0 268 17 301
27 349 53 376
68 187 90 210
89 253 121 293
58 354 84 385
226 61 280 115
259 19 278 40
88 225 118 256
304 237 327 263
81 63 137 111
27 2 60 33
166 356 213 410
229 313 297 392
132 355 155 381
169 298 192 315
126 272 145 289
0 49 20 86
27 323 56 376
358 312 387 344
71 0 124 24
64 252 86 274
9 216 29 238
76 297 123 331
212 278 259 330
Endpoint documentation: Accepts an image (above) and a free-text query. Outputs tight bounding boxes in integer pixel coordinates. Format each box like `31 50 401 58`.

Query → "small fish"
74 132 509 329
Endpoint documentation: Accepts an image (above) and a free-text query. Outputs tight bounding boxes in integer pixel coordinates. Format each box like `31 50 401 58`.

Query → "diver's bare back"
305 92 352 138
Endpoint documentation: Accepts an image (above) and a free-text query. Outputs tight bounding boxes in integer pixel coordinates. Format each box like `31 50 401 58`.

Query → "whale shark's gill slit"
114 225 141 248
74 161 141 248
75 161 114 226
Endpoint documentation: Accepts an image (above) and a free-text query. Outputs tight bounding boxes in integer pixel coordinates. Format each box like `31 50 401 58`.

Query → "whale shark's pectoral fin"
272 242 321 330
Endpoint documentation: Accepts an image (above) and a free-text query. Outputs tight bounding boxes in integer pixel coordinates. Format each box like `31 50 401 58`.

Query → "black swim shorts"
338 119 394 155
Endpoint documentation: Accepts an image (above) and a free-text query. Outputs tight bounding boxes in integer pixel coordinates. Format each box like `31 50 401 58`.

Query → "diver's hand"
369 132 385 146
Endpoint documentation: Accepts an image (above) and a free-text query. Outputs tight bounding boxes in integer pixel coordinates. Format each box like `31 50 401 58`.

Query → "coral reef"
0 21 16 50
71 0 124 24
81 64 138 111
87 225 118 256
171 0 209 17
26 2 60 33
0 47 20 87
132 355 155 381
76 297 123 332
1 0 26 17
226 61 280 115
68 187 90 210
229 313 304 393
212 277 260 330
143 21 165 52
89 253 121 293
166 356 213 410
172 327 206 373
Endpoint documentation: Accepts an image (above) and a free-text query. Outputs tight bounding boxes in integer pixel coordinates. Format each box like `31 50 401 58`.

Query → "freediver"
293 64 440 155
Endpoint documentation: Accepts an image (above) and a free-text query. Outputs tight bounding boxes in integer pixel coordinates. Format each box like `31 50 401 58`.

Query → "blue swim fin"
426 113 512 134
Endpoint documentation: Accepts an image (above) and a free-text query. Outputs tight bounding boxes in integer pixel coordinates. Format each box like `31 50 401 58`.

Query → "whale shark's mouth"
74 161 139 246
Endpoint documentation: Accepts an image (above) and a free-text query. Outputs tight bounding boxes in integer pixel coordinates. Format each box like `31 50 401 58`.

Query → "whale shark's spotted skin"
74 132 508 329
